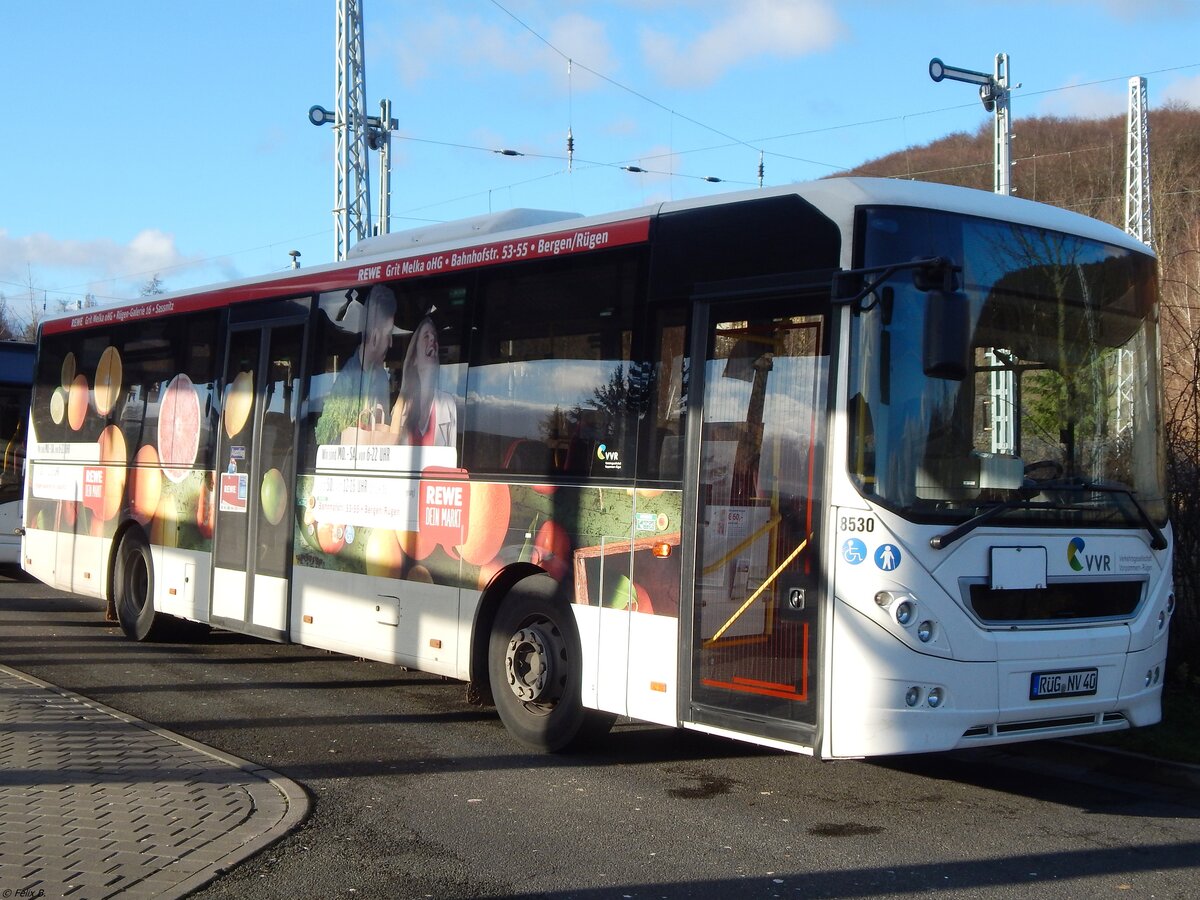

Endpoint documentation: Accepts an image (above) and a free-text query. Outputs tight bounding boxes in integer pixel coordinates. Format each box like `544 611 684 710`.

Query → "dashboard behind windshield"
848 206 1165 527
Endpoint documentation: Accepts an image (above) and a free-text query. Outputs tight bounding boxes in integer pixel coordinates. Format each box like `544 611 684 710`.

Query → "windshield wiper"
1036 479 1168 551
929 481 1168 552
929 500 1052 550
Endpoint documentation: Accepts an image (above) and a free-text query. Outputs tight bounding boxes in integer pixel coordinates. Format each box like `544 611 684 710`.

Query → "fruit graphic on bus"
453 482 511 566
365 527 405 577
532 519 571 582
49 387 66 425
260 467 288 526
93 346 122 417
151 494 180 547
61 352 76 391
224 370 254 439
129 444 162 525
316 521 345 555
196 472 215 539
157 373 201 483
604 574 654 615
67 374 89 431
94 425 128 522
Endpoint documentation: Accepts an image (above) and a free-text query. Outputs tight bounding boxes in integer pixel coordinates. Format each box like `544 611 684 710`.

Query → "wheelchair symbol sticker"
875 544 901 571
842 538 867 565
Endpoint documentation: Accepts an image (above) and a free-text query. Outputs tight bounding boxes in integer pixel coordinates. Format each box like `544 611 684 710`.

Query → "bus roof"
43 177 1152 335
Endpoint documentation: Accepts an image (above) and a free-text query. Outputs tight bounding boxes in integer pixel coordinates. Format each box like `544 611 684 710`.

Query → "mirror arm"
832 257 959 311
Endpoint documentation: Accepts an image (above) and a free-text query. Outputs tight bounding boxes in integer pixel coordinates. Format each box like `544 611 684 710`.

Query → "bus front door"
683 298 827 744
210 320 305 640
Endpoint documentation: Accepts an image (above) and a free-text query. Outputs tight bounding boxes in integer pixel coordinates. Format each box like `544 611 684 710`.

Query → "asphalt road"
2 567 1198 900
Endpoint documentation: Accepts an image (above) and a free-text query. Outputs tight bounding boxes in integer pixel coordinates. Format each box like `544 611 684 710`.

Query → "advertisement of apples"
293 470 682 617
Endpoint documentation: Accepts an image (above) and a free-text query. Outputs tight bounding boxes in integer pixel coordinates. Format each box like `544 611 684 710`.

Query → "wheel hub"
504 623 560 703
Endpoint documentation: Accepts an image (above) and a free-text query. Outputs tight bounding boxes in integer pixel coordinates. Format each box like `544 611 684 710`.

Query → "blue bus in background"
0 341 34 564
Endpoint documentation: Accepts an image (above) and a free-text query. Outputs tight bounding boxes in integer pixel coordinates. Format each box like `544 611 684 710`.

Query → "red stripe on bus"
42 216 652 335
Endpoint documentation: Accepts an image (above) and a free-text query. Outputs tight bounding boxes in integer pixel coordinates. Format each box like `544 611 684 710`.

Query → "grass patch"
1083 685 1200 765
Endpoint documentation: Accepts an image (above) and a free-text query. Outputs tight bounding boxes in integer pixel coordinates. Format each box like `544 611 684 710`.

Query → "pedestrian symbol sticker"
842 538 867 565
875 543 901 571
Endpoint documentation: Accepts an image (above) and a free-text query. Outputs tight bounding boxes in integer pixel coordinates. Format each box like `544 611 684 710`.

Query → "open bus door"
210 305 307 640
681 291 828 748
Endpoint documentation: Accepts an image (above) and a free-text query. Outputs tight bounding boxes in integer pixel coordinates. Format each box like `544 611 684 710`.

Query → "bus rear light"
651 542 672 559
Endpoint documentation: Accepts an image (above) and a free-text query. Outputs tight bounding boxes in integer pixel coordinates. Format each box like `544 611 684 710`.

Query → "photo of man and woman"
312 283 460 466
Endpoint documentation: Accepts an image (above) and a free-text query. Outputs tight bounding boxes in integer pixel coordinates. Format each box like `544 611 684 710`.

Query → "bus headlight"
875 590 895 608
927 687 945 708
895 601 915 626
905 686 922 707
917 620 935 643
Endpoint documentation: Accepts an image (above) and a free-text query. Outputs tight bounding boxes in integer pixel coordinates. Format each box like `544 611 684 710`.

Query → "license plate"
1029 668 1098 700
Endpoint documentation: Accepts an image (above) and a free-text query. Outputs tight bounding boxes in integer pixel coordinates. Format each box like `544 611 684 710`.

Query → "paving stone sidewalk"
0 665 308 899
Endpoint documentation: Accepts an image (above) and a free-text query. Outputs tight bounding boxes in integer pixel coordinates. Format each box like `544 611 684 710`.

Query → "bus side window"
465 255 639 479
637 309 688 483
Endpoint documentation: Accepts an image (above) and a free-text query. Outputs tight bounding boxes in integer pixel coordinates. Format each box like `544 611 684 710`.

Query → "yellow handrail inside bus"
699 513 780 576
704 533 811 645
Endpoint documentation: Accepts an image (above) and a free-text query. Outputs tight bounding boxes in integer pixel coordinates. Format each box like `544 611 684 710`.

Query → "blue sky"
3 1 1198 324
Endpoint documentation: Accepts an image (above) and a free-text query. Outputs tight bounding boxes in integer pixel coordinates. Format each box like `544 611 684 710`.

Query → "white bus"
22 177 1173 757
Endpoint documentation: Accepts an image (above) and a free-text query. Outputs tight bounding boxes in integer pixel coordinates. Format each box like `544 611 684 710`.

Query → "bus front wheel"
114 532 161 641
488 575 613 752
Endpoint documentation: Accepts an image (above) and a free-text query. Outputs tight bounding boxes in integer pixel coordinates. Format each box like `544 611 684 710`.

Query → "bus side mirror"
923 290 971 380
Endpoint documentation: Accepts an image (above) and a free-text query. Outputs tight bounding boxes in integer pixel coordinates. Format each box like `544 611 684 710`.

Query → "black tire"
488 574 614 752
114 532 162 641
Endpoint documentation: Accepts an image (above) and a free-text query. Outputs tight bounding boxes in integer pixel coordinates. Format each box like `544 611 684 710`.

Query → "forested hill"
838 105 1200 242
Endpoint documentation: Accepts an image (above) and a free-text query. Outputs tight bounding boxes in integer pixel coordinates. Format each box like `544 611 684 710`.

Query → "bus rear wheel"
488 575 613 752
114 532 162 641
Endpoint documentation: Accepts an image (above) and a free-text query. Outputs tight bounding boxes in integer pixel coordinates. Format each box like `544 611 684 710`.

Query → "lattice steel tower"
1115 76 1153 438
309 0 396 261
1125 76 1153 246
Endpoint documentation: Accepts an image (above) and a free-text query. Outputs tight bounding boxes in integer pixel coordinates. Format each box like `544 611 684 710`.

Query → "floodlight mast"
309 0 398 261
929 54 1013 196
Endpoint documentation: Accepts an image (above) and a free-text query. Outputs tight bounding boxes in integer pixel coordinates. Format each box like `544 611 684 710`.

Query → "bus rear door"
210 305 307 640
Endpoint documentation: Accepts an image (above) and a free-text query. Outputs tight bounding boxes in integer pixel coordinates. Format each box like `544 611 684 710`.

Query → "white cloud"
1032 81 1126 119
639 0 844 88
1162 73 1200 107
0 228 204 303
378 10 615 92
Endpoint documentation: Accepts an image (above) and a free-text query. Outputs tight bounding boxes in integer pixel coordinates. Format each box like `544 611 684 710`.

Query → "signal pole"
929 54 1017 455
929 54 1014 196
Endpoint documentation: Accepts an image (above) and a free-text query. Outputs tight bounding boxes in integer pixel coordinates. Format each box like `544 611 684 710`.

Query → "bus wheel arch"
486 570 613 752
470 562 541 705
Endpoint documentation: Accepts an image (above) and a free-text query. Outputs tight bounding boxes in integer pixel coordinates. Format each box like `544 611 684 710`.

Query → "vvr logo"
596 443 621 470
1068 537 1111 573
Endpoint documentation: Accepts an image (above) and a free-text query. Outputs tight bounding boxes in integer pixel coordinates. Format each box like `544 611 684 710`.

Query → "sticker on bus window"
219 472 248 513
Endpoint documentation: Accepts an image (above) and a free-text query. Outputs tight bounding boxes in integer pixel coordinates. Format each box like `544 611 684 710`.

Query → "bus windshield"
849 206 1166 528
